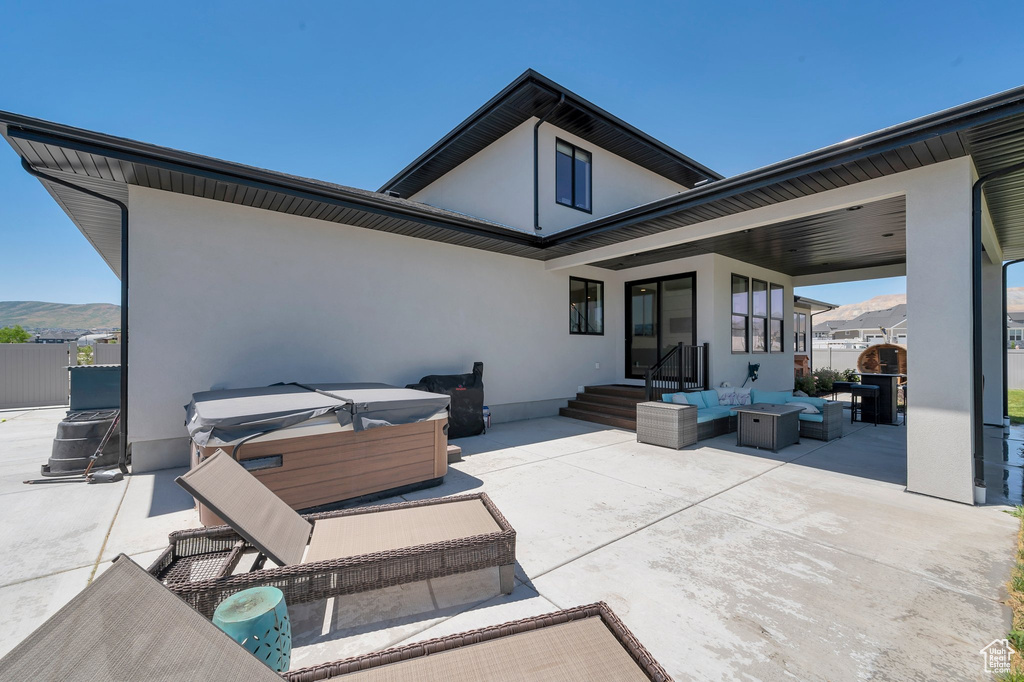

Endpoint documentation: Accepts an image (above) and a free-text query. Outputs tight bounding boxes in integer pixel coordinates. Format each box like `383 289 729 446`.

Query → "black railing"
644 342 710 400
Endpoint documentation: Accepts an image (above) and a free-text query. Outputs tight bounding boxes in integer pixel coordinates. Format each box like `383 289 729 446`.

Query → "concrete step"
559 407 637 431
574 392 645 408
582 385 647 399
566 399 637 420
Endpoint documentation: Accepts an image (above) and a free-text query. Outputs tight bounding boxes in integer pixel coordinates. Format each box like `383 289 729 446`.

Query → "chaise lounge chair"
150 450 516 618
0 555 673 681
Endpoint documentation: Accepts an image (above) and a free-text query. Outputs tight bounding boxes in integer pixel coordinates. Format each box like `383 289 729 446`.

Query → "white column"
905 158 975 504
982 254 1005 426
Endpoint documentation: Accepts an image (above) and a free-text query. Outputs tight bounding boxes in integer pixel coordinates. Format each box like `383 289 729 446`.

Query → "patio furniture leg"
499 564 515 595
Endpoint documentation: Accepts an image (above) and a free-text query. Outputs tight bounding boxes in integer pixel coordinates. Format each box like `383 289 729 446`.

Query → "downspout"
533 93 565 232
20 159 130 475
973 159 1024 486
1004 257 1024 424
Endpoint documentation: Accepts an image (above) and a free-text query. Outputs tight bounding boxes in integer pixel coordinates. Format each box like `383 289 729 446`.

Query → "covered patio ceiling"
590 196 906 274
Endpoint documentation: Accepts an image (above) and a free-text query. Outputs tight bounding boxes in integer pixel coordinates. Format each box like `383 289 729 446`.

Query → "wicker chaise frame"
284 602 672 682
148 492 516 619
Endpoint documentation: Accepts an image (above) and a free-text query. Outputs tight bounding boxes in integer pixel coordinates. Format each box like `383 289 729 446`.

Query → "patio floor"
0 405 1020 680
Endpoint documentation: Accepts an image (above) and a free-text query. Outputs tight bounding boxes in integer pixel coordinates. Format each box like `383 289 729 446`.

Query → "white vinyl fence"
811 348 862 374
1008 350 1024 390
93 343 122 365
0 342 73 408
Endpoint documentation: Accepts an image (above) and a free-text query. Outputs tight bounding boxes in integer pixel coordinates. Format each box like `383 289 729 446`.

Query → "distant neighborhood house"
813 304 907 347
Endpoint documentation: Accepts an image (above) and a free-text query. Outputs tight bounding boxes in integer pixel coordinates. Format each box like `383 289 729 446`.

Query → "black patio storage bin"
408 362 484 439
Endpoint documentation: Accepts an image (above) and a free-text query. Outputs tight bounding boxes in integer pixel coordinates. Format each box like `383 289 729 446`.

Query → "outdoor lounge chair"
151 449 516 618
0 555 672 681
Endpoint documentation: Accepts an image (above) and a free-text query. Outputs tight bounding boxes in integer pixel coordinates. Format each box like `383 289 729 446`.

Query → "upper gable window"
555 139 592 212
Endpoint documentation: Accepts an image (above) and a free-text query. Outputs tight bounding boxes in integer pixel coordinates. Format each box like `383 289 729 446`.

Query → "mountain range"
0 301 120 330
812 288 1024 323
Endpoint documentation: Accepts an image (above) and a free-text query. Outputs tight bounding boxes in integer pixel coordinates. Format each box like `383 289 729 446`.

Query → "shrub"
841 368 861 383
794 375 815 395
814 368 843 394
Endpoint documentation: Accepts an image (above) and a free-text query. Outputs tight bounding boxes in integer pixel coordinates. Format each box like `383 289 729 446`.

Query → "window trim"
751 278 768 354
794 312 807 353
569 276 604 336
555 138 593 214
731 274 749 354
769 282 784 353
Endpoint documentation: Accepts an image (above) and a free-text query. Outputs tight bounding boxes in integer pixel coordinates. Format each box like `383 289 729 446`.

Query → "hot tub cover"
185 382 450 448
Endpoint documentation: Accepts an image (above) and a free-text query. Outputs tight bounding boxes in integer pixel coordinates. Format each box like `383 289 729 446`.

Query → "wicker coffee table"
732 403 803 452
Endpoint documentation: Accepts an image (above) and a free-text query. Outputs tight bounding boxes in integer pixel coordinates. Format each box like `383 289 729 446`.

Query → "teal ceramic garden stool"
212 586 291 672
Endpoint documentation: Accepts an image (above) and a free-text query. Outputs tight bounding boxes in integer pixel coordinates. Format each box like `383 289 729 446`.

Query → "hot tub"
185 383 450 526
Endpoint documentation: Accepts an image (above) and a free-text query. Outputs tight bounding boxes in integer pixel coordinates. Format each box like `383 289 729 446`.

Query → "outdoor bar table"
857 373 905 425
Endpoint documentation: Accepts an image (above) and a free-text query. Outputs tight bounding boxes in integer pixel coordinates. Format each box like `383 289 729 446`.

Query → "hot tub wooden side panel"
190 418 448 526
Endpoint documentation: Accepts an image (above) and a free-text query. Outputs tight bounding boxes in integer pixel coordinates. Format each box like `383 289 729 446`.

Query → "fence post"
702 342 711 390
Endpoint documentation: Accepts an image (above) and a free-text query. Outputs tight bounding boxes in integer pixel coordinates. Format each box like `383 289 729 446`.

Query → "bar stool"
850 384 879 426
832 381 854 402
900 383 908 425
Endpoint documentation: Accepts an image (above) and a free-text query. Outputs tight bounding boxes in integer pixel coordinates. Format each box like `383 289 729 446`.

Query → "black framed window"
794 312 807 352
731 274 748 353
569 277 604 335
556 139 592 212
769 283 784 353
751 279 768 353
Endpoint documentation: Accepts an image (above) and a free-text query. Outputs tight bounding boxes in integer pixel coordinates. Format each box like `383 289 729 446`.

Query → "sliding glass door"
625 273 696 378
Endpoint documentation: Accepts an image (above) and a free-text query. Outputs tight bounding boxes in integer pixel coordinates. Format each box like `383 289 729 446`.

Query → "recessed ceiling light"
847 205 863 211
882 232 894 237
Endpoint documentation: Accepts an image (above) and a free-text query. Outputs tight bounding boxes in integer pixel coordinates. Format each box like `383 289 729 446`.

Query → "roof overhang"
794 296 838 312
3 80 1024 280
378 69 722 198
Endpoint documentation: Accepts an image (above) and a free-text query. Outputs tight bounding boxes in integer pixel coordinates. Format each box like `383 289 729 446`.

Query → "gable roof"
378 69 722 198
814 304 907 333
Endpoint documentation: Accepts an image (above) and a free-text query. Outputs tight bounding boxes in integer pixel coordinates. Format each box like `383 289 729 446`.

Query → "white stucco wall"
905 157 975 504
409 118 687 233
535 124 688 234
127 186 621 470
126 184 793 471
409 121 534 231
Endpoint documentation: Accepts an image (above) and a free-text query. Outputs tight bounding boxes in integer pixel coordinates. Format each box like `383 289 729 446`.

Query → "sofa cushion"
701 406 734 419
798 413 824 423
675 392 706 409
696 412 719 424
787 396 827 410
750 389 792 405
787 401 821 414
699 390 720 407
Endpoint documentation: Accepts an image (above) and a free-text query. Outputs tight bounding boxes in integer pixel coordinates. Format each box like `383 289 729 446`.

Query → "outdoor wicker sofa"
151 449 516 618
1 555 672 681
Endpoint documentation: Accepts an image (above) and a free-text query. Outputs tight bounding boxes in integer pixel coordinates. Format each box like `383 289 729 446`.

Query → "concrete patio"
0 405 1020 680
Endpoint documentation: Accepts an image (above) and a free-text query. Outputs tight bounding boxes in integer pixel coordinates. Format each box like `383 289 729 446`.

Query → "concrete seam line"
699 505 1003 604
0 561 108 589
87 476 131 584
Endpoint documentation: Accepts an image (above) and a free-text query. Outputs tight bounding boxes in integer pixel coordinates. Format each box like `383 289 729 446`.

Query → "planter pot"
974 480 987 506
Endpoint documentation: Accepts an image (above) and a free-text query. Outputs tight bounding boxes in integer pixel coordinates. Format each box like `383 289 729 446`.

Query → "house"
1008 312 1024 347
3 69 1024 505
813 304 908 346
31 330 81 344
793 296 836 377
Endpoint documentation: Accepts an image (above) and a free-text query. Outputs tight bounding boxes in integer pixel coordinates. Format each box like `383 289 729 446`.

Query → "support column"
982 254 1005 426
905 158 975 504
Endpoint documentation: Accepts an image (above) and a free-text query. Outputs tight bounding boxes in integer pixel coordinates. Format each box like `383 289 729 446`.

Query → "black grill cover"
408 362 484 439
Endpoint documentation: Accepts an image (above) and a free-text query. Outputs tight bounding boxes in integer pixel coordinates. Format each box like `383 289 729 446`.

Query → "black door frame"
624 271 697 379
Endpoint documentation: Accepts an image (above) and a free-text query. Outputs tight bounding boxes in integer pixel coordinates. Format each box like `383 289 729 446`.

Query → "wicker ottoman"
636 401 697 449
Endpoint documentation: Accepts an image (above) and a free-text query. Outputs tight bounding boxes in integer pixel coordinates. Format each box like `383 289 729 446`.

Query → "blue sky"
1 1 1023 306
